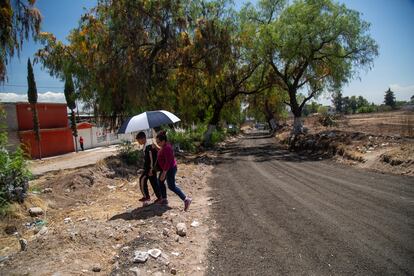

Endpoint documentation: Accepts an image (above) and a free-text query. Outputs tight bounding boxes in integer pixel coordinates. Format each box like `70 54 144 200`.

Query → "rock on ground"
29 207 44 216
176 223 187 237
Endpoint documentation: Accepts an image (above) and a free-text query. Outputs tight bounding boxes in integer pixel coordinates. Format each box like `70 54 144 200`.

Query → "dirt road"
207 131 414 275
29 145 119 176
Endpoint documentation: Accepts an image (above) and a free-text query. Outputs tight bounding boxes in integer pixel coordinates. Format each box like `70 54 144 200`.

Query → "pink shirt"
157 143 177 171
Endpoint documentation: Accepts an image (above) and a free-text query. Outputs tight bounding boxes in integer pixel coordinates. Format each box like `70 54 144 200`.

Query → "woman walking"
156 131 192 211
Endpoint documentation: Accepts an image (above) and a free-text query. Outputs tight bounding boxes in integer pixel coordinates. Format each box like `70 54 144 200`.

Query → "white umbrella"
117 110 180 134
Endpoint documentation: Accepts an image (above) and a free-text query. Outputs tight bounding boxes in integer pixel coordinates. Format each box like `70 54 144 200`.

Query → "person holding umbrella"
156 131 192 211
136 131 161 206
117 110 187 209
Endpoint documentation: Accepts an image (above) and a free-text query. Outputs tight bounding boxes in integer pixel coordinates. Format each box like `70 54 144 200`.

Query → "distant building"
74 121 135 151
2 102 137 158
2 102 74 158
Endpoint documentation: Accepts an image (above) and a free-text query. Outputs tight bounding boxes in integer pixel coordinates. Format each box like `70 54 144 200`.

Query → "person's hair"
136 131 146 140
156 130 167 142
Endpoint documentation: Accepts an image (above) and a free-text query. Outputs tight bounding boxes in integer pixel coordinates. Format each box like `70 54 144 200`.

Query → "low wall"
19 128 75 159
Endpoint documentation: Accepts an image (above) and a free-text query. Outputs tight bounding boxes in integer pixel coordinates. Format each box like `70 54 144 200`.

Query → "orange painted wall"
19 128 75 159
16 103 68 131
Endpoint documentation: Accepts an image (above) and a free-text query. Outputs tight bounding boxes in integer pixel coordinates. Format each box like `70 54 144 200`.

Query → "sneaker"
184 197 192 212
153 198 162 204
142 200 151 207
154 198 168 205
139 196 150 202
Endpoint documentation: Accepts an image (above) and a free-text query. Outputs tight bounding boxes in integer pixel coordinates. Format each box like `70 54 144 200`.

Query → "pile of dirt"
0 151 214 275
276 129 414 176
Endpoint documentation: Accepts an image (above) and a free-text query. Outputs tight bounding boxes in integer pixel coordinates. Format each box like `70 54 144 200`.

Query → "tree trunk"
264 100 278 131
204 102 223 146
293 116 304 134
289 89 304 134
31 103 42 159
74 136 78 153
71 110 78 153
203 124 216 147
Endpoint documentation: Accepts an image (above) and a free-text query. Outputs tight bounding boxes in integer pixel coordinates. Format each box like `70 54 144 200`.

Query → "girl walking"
156 131 192 211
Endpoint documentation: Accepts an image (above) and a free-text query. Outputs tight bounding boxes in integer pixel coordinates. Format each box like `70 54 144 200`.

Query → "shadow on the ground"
109 204 171 221
215 131 331 163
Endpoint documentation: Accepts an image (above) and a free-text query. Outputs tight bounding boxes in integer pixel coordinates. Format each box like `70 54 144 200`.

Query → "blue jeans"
159 166 186 201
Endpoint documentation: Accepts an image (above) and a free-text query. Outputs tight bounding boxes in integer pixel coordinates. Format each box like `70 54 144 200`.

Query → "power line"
1 84 63 89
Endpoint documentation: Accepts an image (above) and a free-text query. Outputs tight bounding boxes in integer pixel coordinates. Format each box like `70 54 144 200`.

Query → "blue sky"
1 0 413 105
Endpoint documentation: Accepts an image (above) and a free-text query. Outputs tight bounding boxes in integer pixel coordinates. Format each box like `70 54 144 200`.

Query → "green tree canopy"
37 0 188 127
64 73 76 110
246 0 378 133
35 0 379 139
332 90 343 113
384 88 396 108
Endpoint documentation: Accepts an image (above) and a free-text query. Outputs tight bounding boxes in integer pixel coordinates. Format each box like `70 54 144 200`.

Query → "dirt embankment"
275 111 414 176
0 151 215 275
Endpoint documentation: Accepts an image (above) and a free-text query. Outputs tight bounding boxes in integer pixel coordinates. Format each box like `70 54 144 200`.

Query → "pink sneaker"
184 197 192 212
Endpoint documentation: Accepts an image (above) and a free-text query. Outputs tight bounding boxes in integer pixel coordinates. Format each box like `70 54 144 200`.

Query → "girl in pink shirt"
156 131 192 211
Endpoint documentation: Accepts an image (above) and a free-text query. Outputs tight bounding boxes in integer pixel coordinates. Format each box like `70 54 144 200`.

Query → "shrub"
357 106 376 113
118 140 142 165
211 129 226 145
0 147 32 207
0 106 32 208
168 130 196 152
163 124 208 152
162 123 232 150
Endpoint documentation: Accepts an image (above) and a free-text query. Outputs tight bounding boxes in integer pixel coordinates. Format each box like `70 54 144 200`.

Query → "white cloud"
0 91 66 103
389 84 414 101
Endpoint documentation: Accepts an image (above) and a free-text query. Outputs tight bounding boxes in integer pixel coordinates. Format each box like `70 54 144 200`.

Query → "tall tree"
248 0 378 133
0 0 42 83
36 0 187 128
384 88 396 108
332 90 344 113
177 0 271 144
36 0 271 144
27 58 41 159
349 96 358 114
64 73 78 152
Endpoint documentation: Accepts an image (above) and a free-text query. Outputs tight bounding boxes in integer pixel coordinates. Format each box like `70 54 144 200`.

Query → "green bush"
162 124 231 150
168 130 196 152
211 129 226 145
0 106 31 208
118 140 142 165
0 148 32 207
163 124 208 152
357 105 376 113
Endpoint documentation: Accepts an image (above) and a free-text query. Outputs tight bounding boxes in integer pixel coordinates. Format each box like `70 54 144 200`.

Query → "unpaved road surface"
208 131 414 275
29 145 119 176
